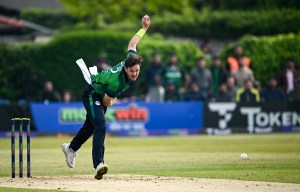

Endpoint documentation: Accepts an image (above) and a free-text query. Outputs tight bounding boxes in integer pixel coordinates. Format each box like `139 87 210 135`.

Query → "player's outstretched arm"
128 14 150 52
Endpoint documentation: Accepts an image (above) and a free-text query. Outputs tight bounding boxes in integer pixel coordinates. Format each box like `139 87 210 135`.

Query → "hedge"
0 31 202 101
0 43 41 101
200 0 300 10
152 9 300 39
21 8 300 40
21 9 77 29
220 33 300 84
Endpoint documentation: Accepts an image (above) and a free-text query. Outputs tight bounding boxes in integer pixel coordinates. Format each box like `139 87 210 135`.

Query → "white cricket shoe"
61 143 77 168
94 163 108 180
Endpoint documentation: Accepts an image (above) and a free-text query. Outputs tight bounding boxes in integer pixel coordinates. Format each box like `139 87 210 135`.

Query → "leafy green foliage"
0 43 41 101
21 6 300 39
152 9 300 39
21 9 77 29
200 0 300 10
60 0 194 27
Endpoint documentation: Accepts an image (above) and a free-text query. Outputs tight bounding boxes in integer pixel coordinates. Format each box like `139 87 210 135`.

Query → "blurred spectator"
164 82 180 102
190 57 213 97
288 77 300 101
212 83 233 102
261 76 286 101
236 79 260 102
232 57 254 88
227 44 251 73
200 40 213 60
182 73 191 91
161 53 187 101
279 58 297 94
146 53 165 89
297 63 300 74
96 58 111 72
62 89 75 103
226 76 238 99
146 74 165 102
184 82 206 101
210 56 228 94
253 80 261 92
38 80 61 103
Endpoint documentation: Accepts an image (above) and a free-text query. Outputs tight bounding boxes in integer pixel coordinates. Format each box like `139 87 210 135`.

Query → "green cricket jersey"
90 50 136 99
162 64 186 88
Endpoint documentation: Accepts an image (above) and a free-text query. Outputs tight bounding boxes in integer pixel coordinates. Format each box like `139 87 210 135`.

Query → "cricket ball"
240 153 248 160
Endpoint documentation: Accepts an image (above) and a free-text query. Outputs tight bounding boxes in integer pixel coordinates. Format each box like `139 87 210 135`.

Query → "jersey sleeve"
127 50 137 57
105 86 118 98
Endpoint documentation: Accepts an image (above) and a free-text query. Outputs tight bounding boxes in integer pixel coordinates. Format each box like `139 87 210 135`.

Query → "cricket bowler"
62 14 151 180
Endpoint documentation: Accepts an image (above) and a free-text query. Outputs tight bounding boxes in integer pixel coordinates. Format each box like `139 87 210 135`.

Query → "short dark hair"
212 56 220 61
97 58 106 64
168 52 177 57
268 75 277 81
198 56 205 62
235 44 242 49
244 78 252 84
286 57 295 63
125 54 143 68
152 53 160 57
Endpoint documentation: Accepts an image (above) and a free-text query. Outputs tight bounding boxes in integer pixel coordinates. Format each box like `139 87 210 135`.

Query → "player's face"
125 64 140 81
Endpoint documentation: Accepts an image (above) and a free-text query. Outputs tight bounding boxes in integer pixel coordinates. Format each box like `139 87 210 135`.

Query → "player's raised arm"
128 14 151 52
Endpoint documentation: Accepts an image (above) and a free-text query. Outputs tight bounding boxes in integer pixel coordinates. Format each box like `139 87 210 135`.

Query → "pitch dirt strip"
0 175 299 192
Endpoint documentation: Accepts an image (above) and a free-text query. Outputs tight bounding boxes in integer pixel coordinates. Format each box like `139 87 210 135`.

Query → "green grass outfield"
0 133 299 185
0 187 70 192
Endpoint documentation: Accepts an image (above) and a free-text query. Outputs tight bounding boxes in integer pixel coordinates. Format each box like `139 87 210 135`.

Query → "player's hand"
103 94 117 106
142 14 150 30
110 98 117 106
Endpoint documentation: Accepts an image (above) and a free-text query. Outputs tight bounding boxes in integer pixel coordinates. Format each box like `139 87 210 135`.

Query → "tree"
60 0 194 28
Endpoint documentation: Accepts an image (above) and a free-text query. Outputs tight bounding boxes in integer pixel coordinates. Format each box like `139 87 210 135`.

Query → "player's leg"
69 116 93 151
90 94 108 180
62 116 94 168
62 85 95 168
69 85 96 150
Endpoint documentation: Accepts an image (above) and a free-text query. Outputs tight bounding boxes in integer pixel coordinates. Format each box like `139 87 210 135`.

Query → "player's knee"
93 119 106 130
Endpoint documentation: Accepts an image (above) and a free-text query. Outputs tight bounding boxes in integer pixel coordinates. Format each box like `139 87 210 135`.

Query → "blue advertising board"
30 102 203 136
